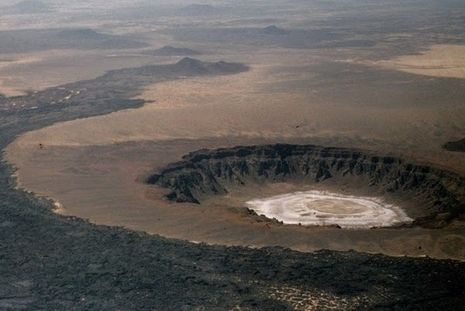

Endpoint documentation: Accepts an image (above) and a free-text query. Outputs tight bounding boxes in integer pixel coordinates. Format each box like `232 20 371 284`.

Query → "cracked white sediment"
246 190 413 229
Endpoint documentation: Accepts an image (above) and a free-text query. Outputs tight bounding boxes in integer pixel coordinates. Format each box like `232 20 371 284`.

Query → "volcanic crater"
147 144 465 229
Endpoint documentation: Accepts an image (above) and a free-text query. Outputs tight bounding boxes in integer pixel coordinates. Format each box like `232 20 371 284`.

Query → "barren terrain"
2 0 465 308
375 44 465 79
6 42 465 259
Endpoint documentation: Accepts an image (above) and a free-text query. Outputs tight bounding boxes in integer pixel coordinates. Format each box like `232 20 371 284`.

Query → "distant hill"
0 28 147 53
262 25 289 35
165 26 342 49
56 28 105 40
443 138 465 152
172 57 248 75
143 46 201 56
3 0 52 14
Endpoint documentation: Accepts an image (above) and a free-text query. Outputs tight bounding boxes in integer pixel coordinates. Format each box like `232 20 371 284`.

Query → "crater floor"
246 190 413 229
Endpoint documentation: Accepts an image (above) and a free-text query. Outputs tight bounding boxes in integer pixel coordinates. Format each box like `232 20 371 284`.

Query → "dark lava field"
1 0 465 310
0 58 463 310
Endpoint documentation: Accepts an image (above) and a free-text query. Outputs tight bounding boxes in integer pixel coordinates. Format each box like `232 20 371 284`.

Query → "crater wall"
147 144 465 226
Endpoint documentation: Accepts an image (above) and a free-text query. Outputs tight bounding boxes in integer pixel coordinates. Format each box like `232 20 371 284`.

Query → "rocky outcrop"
443 138 465 152
170 57 248 76
262 25 289 35
147 144 465 225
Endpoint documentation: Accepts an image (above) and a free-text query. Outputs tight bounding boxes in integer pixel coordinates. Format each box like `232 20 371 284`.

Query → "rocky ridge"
147 144 465 226
444 138 465 152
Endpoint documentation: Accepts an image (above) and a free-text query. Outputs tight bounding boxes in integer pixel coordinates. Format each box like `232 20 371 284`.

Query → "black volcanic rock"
173 57 248 75
444 138 465 152
0 40 465 310
0 58 248 113
174 57 208 73
143 46 201 56
147 144 465 226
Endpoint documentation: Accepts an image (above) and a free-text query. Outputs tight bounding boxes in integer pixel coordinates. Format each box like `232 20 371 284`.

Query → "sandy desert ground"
5 43 465 260
2 1 465 309
3 1 465 262
8 46 465 169
374 45 465 79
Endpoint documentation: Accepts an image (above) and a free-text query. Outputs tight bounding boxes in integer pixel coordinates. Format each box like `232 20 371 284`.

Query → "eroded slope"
148 144 465 227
